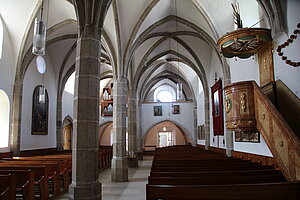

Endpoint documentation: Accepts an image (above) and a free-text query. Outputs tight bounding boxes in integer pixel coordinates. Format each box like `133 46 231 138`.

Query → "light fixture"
36 56 46 74
174 0 184 101
163 126 166 131
32 0 47 56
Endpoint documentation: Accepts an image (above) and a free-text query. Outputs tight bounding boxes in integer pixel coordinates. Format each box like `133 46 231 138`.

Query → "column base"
128 157 138 168
226 148 233 157
111 157 128 182
69 182 101 200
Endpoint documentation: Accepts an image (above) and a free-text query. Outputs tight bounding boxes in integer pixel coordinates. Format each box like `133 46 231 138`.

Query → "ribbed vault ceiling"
0 0 271 101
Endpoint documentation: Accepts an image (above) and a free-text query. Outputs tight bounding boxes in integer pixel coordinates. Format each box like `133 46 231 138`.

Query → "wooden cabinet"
224 81 256 131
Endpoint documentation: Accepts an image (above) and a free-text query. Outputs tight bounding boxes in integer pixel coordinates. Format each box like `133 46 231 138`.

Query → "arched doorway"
144 121 190 151
63 116 73 150
99 122 113 146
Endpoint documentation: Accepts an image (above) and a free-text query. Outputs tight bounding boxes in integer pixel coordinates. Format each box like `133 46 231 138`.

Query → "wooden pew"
0 174 16 200
0 160 60 195
10 157 70 192
150 169 284 178
0 169 34 200
152 158 248 165
152 160 254 167
148 173 285 185
150 164 274 172
30 155 72 178
146 182 300 200
0 164 49 200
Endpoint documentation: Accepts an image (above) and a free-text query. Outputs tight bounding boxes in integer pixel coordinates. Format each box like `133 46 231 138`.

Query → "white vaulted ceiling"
0 0 267 101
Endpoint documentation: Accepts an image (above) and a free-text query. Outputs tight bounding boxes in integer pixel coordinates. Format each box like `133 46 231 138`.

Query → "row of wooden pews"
0 146 112 200
146 145 300 200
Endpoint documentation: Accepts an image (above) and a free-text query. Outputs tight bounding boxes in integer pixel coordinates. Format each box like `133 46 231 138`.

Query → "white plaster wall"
62 91 73 120
20 57 57 150
233 132 273 156
0 18 15 98
141 102 194 143
273 0 300 98
0 17 16 152
229 58 260 85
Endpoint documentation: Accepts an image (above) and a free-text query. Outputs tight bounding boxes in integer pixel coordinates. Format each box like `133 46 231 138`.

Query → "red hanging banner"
211 79 224 136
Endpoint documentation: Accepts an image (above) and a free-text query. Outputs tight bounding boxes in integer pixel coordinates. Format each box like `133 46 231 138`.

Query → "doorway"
144 121 189 151
62 117 73 151
158 131 172 147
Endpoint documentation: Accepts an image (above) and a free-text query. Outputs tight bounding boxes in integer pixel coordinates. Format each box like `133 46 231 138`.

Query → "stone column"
10 82 23 156
111 77 128 181
128 88 138 167
204 95 210 150
136 105 143 160
193 106 198 146
68 27 102 200
225 130 234 157
56 99 63 151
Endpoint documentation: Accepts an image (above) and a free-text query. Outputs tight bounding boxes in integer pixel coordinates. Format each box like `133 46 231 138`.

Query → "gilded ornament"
240 92 247 112
225 95 232 113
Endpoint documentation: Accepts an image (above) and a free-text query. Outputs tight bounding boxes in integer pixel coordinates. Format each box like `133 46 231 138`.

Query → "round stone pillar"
111 77 128 181
69 31 102 200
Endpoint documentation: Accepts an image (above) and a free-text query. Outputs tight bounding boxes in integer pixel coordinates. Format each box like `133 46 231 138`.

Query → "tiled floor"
55 156 152 200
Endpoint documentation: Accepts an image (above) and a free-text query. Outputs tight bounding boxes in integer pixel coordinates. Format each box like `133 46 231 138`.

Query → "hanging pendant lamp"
36 55 46 74
32 1 46 55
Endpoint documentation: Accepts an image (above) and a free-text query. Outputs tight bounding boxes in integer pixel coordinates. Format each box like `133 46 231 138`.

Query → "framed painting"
172 104 180 114
32 85 49 135
153 106 162 116
235 130 260 143
234 131 242 142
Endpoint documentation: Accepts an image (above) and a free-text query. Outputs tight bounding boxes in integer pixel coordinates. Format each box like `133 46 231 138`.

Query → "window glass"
157 90 173 102
0 90 10 148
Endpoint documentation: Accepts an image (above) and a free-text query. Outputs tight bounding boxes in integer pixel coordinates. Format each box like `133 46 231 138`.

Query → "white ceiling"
0 0 267 101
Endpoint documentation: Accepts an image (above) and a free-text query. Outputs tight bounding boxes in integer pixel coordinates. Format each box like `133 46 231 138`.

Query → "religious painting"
32 85 49 135
172 104 180 114
234 131 242 142
235 130 260 143
153 106 162 116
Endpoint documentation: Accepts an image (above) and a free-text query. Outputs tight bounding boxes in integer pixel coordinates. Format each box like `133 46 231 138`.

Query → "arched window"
156 90 173 102
64 72 75 94
32 85 49 135
154 85 176 102
0 15 3 59
0 90 10 149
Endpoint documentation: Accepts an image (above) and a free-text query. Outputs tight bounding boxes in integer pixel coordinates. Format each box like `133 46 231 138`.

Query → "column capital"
74 0 112 37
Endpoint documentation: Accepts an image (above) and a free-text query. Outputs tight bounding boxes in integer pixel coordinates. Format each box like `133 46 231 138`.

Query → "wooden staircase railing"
253 81 300 181
224 81 300 181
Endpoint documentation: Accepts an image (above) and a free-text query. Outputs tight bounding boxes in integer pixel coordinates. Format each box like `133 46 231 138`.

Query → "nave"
0 1 299 199
55 156 153 200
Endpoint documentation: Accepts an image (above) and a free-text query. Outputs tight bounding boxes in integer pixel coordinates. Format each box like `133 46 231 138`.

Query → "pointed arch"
143 120 192 150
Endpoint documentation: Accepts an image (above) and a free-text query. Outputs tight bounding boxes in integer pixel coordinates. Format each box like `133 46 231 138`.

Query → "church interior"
0 0 299 199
